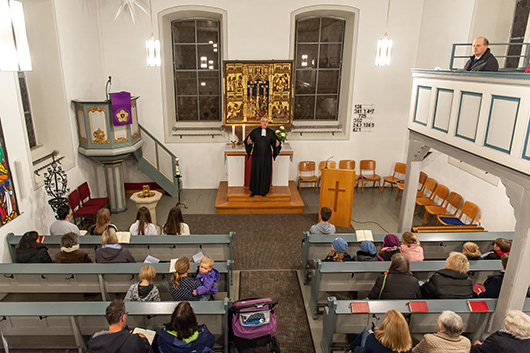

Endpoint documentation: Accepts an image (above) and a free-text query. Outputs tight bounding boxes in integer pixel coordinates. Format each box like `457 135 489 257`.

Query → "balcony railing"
449 42 530 71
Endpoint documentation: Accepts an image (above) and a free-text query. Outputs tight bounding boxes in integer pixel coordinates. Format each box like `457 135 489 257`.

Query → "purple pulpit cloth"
110 91 132 126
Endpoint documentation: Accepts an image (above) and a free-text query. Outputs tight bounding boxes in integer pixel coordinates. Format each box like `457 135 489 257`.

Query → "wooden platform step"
215 181 304 214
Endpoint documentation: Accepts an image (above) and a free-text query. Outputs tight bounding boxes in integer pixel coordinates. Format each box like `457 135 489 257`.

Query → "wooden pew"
309 259 503 319
6 232 235 263
0 299 230 352
0 261 233 300
319 297 530 353
301 231 513 284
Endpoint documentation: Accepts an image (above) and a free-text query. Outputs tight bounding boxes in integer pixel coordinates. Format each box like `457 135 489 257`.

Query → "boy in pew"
309 206 336 234
125 265 161 302
193 256 220 300
481 238 511 259
87 299 152 352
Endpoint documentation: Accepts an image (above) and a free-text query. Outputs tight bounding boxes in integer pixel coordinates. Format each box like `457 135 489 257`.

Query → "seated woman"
55 232 92 263
368 253 421 300
163 206 190 235
421 252 473 299
323 238 352 262
351 309 412 353
471 310 530 352
153 301 215 353
15 231 52 263
169 256 200 301
129 206 158 235
352 241 378 261
95 228 135 263
377 234 401 261
88 208 117 235
413 311 471 352
400 232 424 261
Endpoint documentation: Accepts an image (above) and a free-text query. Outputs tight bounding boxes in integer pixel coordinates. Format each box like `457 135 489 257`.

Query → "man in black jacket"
464 37 499 72
88 299 152 353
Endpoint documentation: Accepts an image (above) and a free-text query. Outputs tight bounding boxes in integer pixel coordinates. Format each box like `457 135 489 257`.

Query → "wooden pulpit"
319 168 356 227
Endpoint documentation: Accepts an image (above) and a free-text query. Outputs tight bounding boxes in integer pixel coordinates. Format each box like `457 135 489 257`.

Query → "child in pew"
481 237 511 259
129 206 158 235
323 238 352 262
352 240 378 261
89 208 118 235
55 232 92 263
462 241 482 260
309 206 336 234
192 256 220 301
162 206 190 235
377 234 401 261
125 265 161 302
169 257 200 302
400 232 424 261
15 231 53 263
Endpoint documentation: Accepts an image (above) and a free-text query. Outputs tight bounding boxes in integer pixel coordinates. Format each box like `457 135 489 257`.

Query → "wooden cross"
328 180 346 212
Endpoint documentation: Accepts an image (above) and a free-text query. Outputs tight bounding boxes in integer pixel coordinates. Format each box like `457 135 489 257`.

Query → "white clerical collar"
261 129 266 136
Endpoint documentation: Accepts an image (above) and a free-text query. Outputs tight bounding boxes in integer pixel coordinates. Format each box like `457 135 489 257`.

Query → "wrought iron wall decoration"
0 118 20 225
43 152 69 212
224 60 293 126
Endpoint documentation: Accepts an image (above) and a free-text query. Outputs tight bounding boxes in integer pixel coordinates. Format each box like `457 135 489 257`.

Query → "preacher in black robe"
244 117 281 196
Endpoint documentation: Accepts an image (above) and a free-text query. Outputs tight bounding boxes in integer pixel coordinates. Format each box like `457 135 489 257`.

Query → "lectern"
319 168 356 227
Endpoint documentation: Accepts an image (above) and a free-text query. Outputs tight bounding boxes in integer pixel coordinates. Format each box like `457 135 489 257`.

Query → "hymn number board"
353 104 375 132
224 61 294 126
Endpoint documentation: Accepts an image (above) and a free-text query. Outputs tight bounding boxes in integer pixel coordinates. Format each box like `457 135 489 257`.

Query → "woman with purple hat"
324 238 352 262
377 234 401 261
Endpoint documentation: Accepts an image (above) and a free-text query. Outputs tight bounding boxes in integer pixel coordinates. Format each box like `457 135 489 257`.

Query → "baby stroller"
229 298 280 353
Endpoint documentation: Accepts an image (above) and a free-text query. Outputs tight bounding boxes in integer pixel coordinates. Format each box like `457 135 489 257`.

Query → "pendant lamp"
375 0 393 66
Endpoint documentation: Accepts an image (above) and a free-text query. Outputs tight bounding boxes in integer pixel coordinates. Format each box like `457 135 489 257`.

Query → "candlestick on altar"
242 124 246 143
231 125 235 142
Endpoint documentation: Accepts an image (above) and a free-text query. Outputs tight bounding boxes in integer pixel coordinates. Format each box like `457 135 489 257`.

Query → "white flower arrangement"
275 126 287 142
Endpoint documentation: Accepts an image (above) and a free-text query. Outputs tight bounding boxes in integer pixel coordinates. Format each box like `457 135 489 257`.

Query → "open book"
116 232 131 244
132 327 156 345
355 230 374 242
169 258 179 273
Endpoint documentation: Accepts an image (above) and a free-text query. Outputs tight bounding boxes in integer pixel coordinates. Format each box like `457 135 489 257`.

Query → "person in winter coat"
421 252 473 299
153 301 215 353
192 256 219 301
400 232 424 261
368 253 422 300
95 228 136 263
309 206 336 234
87 299 152 353
125 265 161 302
481 238 511 260
55 232 92 263
377 234 401 261
323 238 352 262
352 241 378 261
413 311 471 353
471 310 530 352
15 231 53 263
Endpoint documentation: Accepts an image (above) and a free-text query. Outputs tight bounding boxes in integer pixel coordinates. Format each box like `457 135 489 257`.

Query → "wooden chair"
423 192 463 225
298 161 319 193
416 184 449 214
380 162 406 193
437 201 480 226
78 182 109 210
416 177 437 200
68 189 99 226
358 160 380 193
396 171 428 201
339 160 359 189
318 160 336 189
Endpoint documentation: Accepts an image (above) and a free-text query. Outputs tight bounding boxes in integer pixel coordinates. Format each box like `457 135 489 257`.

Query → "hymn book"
350 301 370 313
468 300 489 312
408 301 428 312
116 232 131 244
132 328 156 344
169 258 179 273
355 230 374 242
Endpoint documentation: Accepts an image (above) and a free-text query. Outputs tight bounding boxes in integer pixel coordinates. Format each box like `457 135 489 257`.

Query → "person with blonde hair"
193 256 220 301
323 238 352 262
368 253 421 300
89 208 117 235
471 310 530 352
413 311 471 352
421 252 473 299
400 232 424 261
124 265 160 302
95 228 135 263
129 206 157 235
168 256 200 301
462 242 481 260
351 309 412 352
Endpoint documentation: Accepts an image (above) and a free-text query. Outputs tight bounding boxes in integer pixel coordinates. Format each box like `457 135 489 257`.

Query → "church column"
490 178 530 331
398 140 430 233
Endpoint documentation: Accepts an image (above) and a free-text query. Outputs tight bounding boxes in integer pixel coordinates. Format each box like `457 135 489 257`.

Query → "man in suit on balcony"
464 37 499 72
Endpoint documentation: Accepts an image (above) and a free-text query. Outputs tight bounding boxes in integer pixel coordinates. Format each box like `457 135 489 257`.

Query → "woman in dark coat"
471 310 530 352
421 252 473 299
15 231 52 263
368 253 422 300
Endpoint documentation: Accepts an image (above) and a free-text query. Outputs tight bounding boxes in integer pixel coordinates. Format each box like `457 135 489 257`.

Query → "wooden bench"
6 232 235 263
301 231 513 284
321 297 530 353
0 261 233 300
309 259 503 319
0 299 230 352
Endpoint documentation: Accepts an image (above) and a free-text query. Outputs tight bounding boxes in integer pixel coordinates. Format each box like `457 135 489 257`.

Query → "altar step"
215 181 304 214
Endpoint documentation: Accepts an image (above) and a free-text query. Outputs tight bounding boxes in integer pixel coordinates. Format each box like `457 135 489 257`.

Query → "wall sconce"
0 0 32 71
375 0 392 66
146 0 160 67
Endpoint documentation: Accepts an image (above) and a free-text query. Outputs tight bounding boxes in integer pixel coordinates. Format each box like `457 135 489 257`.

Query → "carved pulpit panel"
319 168 356 227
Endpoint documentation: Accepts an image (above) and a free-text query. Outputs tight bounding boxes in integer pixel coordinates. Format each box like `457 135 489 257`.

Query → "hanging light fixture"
146 0 160 67
0 0 32 71
375 0 393 66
